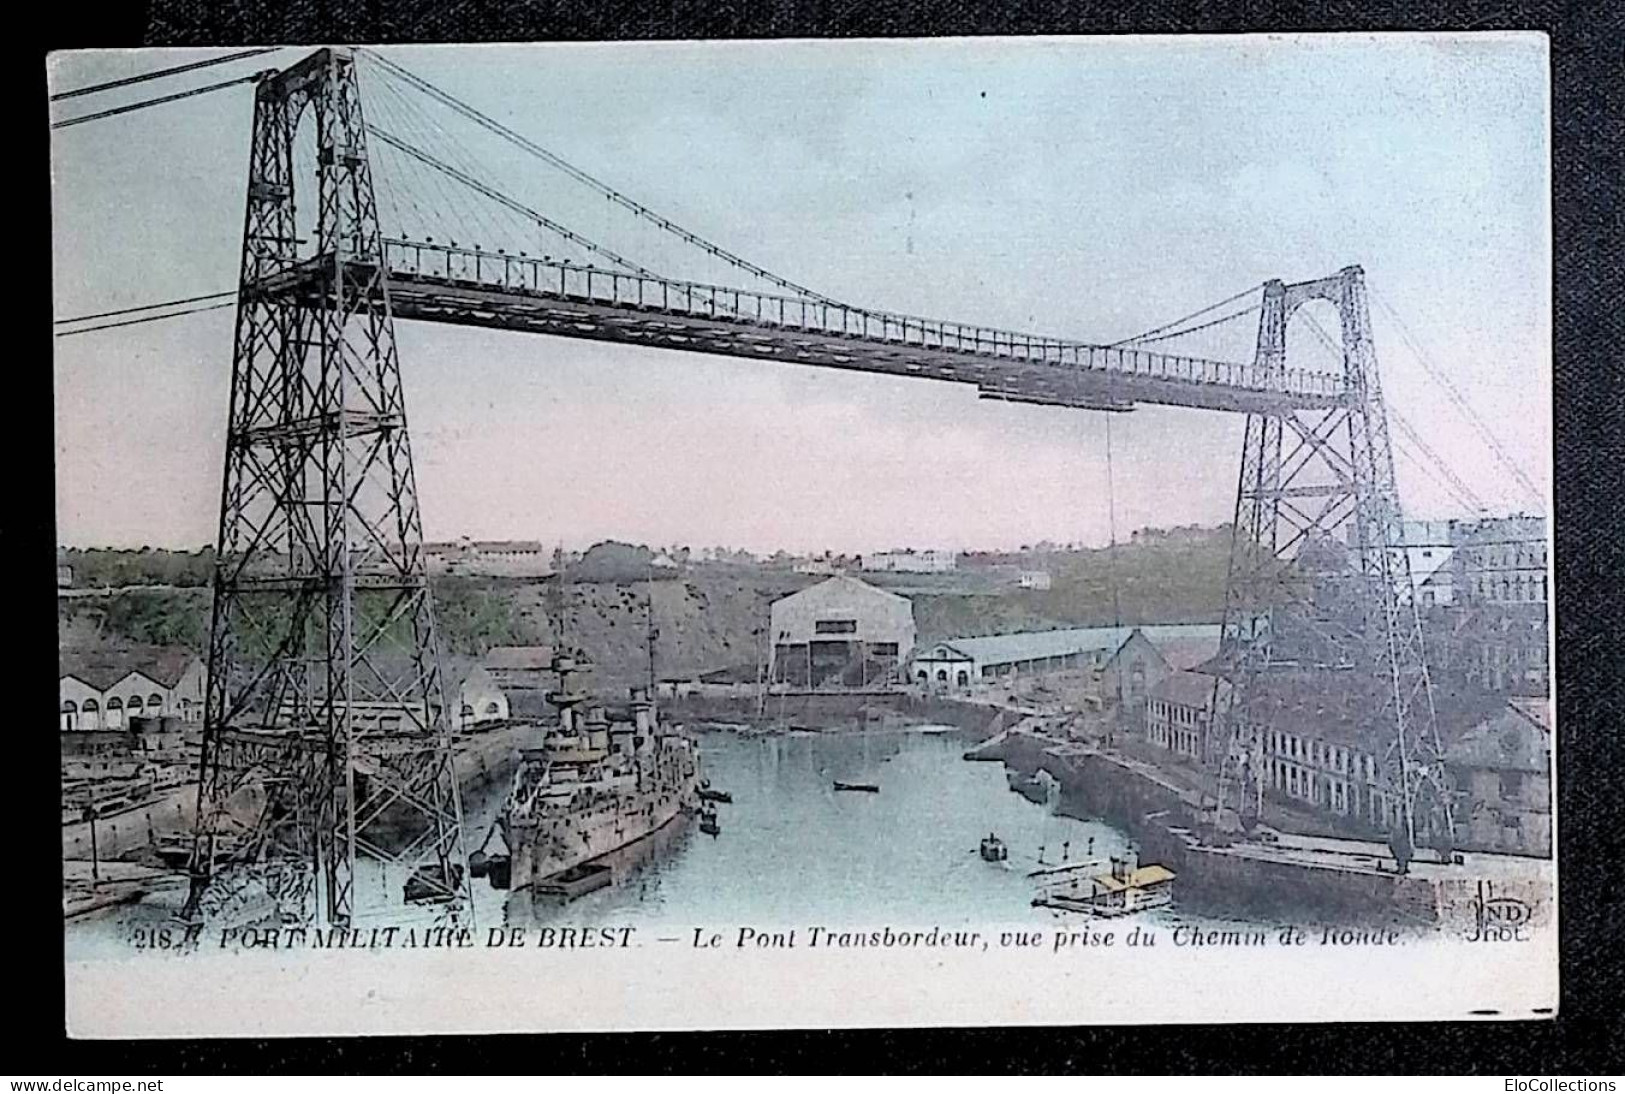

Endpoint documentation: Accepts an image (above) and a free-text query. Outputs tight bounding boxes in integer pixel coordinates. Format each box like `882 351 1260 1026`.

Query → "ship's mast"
546 548 585 735
645 562 660 723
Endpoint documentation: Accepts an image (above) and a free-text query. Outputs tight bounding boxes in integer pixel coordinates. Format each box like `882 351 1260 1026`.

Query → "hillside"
57 529 1233 689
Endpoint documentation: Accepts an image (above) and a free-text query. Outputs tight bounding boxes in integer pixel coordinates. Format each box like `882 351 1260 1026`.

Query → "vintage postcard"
52 34 1555 1035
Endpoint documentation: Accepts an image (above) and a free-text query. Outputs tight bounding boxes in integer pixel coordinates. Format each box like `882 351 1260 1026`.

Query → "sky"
50 35 1551 554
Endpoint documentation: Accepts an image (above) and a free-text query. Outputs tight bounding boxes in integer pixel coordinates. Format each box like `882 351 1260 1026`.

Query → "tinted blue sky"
51 35 1549 552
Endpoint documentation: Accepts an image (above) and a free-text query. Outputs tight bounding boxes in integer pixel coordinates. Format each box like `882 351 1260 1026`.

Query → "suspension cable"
1125 303 1260 347
1394 434 1485 515
51 48 280 102
51 72 269 130
358 49 843 305
54 290 236 326
1110 283 1261 347
1103 414 1123 629
1390 407 1489 513
1372 289 1543 505
368 125 661 279
55 299 236 337
1299 307 1488 514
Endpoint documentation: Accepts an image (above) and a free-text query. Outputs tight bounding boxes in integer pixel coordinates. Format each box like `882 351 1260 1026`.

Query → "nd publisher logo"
1466 878 1532 942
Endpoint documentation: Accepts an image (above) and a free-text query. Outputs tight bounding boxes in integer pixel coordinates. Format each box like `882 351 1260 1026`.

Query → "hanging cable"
359 50 843 305
374 71 516 252
1295 306 1485 511
1110 284 1261 347
1372 289 1543 505
51 72 269 130
1103 413 1123 629
1394 437 1484 515
55 299 235 337
54 290 236 326
368 124 659 278
1122 303 1260 347
51 48 280 102
1390 408 1488 513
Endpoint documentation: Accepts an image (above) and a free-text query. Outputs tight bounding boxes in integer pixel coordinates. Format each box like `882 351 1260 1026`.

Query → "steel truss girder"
186 48 469 927
1212 269 1453 852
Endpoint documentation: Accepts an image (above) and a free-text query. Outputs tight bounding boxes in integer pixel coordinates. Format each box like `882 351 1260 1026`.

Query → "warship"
496 649 702 893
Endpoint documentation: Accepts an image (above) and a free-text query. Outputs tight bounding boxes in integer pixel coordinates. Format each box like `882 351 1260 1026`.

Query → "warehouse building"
455 666 510 730
861 549 956 573
482 645 557 691
60 646 206 731
767 575 916 688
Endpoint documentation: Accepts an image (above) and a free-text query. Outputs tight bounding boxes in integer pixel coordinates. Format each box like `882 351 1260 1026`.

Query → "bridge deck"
259 243 1350 415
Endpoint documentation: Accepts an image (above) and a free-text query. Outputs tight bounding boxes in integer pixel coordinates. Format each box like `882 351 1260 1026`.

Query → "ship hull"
507 773 699 892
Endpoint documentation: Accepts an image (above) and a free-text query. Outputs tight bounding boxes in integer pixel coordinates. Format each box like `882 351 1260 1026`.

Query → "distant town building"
1448 515 1548 696
1396 514 1547 610
59 646 206 731
1452 514 1547 607
1402 519 1459 607
455 666 510 729
1145 671 1229 763
861 549 956 574
768 575 916 688
658 664 759 701
1239 674 1420 831
910 624 1221 690
1017 570 1052 591
1139 667 1545 850
1100 628 1222 716
1456 610 1550 696
56 564 73 589
482 645 557 691
425 538 553 578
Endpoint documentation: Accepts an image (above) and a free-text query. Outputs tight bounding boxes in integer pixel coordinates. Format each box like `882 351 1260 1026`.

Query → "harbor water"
65 725 1265 960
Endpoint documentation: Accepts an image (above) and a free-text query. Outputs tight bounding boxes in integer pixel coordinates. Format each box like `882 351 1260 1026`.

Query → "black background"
19 0 1624 1074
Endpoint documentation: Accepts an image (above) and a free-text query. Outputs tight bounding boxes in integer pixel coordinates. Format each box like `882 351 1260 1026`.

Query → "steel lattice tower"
185 48 469 926
1211 267 1453 857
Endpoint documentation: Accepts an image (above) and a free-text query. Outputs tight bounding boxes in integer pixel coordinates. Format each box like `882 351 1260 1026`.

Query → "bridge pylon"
1210 267 1454 860
184 48 469 926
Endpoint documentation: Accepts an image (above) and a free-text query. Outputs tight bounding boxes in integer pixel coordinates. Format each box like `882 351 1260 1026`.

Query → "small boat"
1032 856 1175 917
699 803 721 836
402 862 466 904
469 850 513 890
698 788 733 804
833 781 880 793
535 861 612 899
980 833 1009 862
1007 770 1055 805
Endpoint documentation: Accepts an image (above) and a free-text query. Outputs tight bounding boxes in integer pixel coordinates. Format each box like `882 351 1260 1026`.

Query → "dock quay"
665 690 1009 736
61 721 534 873
977 726 1552 933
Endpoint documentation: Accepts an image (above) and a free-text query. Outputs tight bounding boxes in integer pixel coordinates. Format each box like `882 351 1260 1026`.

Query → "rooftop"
923 624 1221 668
1447 704 1552 773
1246 671 1507 751
776 573 913 606
483 645 557 671
1154 635 1224 672
1150 670 1225 709
59 645 201 692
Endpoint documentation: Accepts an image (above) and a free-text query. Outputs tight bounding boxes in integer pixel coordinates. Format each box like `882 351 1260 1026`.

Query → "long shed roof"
921 624 1221 667
59 645 201 691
